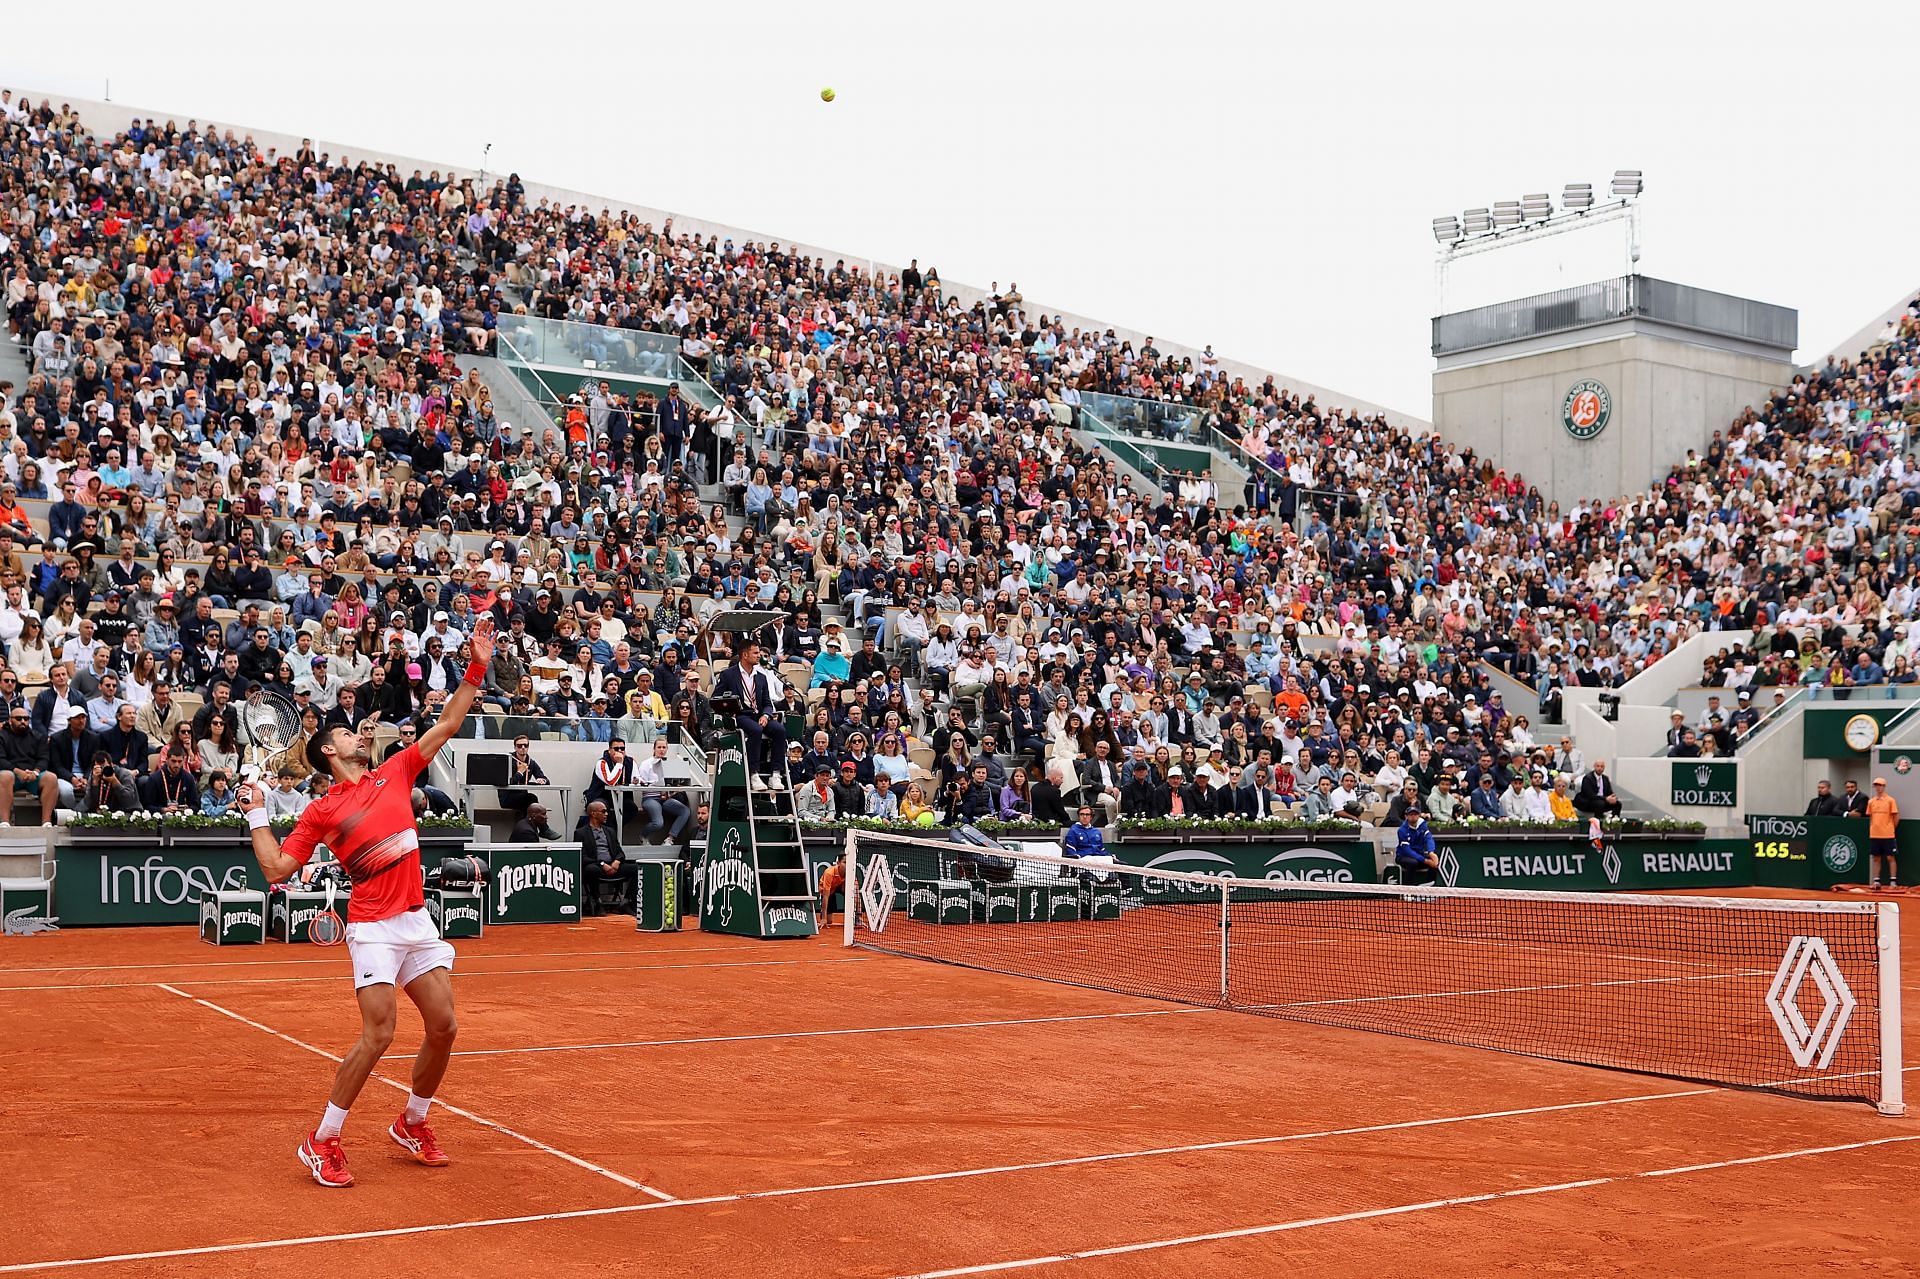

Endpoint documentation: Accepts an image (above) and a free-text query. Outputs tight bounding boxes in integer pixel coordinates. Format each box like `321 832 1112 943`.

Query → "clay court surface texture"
4 889 1919 1278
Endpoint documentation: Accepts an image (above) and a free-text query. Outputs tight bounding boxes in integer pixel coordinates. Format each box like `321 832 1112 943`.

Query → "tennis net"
838 830 1904 1112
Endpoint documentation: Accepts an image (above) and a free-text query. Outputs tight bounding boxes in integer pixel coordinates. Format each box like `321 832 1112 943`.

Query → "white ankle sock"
317 1103 349 1140
405 1092 432 1124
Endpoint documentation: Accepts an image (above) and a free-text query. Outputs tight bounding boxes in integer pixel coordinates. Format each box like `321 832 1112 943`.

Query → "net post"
1878 902 1905 1116
1218 879 1231 1003
841 828 857 948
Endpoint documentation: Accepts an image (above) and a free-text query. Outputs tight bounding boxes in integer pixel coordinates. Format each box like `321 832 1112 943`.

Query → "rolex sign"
1671 760 1737 807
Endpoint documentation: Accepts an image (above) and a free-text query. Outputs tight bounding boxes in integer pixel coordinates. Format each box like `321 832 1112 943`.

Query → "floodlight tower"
1432 171 1643 315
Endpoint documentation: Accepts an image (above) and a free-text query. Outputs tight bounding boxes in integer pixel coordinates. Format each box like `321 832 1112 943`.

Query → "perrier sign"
699 822 760 936
1671 760 1737 807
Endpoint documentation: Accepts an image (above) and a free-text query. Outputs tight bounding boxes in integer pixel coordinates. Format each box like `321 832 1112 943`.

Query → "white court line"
889 1134 1920 1278
1264 966 1770 1010
0 955 872 993
384 1007 1216 1061
0 1076 1800 1273
0 943 781 975
1227 932 1726 970
156 984 676 1203
1421 935 1719 968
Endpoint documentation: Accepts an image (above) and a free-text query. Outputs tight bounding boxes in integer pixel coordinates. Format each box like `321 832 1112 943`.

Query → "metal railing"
494 314 726 411
495 329 571 426
1432 274 1797 357
1079 411 1171 495
1077 390 1211 444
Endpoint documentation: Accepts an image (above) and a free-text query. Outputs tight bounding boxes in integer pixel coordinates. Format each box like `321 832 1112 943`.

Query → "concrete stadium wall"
1619 630 1755 707
1612 755 1744 824
1735 707 1843 817
1434 331 1788 503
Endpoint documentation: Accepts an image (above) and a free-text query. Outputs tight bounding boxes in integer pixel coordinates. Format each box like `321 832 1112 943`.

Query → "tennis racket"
241 688 302 766
309 874 345 947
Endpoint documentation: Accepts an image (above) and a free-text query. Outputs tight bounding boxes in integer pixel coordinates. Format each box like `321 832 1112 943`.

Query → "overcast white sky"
8 1 1918 419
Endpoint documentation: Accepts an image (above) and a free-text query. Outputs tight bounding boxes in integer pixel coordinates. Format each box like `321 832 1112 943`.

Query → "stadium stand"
1 90 1917 838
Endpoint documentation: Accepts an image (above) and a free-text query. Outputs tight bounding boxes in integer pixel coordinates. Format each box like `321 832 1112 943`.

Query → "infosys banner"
1111 840 1378 887
1746 815 1871 891
56 845 266 926
1434 838 1750 892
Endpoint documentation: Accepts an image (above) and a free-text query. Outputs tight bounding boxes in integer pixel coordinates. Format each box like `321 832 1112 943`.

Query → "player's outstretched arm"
237 781 302 884
418 616 497 762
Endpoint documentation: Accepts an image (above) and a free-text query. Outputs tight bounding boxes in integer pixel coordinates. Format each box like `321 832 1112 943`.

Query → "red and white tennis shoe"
389 1116 450 1167
298 1132 354 1187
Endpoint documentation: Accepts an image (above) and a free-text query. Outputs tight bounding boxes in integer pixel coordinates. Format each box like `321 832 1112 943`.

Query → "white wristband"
246 808 271 831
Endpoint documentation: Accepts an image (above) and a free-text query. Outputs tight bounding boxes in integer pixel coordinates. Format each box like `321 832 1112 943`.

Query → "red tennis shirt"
281 744 430 924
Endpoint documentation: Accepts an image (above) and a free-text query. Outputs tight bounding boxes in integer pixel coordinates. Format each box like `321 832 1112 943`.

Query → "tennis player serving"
239 616 497 1188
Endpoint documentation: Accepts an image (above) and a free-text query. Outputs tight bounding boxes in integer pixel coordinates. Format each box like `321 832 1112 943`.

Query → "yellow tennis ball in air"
820 87 836 102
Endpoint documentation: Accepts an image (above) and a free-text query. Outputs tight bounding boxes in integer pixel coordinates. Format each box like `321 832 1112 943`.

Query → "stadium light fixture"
1461 207 1492 235
1562 182 1594 211
1432 216 1462 245
1611 169 1643 198
1520 193 1553 222
1491 200 1523 228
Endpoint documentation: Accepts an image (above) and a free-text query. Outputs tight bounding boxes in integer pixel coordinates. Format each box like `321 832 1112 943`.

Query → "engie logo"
1264 847 1359 883
1136 849 1234 896
1562 379 1611 441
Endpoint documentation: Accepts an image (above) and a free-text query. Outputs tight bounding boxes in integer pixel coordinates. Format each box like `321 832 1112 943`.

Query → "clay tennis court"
4 890 1918 1277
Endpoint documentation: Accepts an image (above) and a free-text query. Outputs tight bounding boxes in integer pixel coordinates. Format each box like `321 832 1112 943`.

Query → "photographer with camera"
946 762 994 825
78 749 139 815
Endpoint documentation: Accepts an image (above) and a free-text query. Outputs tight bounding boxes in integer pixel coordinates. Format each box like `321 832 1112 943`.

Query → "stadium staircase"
0 329 28 395
1069 422 1172 500
744 781 815 929
469 354 559 443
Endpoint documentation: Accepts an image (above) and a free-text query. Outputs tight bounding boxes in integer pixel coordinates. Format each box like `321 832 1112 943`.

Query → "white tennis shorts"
345 907 456 991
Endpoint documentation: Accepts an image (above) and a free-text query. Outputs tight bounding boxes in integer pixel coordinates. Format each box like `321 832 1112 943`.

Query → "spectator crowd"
1 93 1917 835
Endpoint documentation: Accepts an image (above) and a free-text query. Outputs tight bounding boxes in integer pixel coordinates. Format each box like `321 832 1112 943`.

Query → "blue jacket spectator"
1396 812 1440 885
1469 778 1504 819
810 643 851 688
1063 816 1106 858
1395 815 1437 869
48 491 85 548
291 585 334 627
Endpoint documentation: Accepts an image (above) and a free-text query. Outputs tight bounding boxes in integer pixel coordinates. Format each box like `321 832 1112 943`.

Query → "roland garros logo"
1562 379 1611 441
